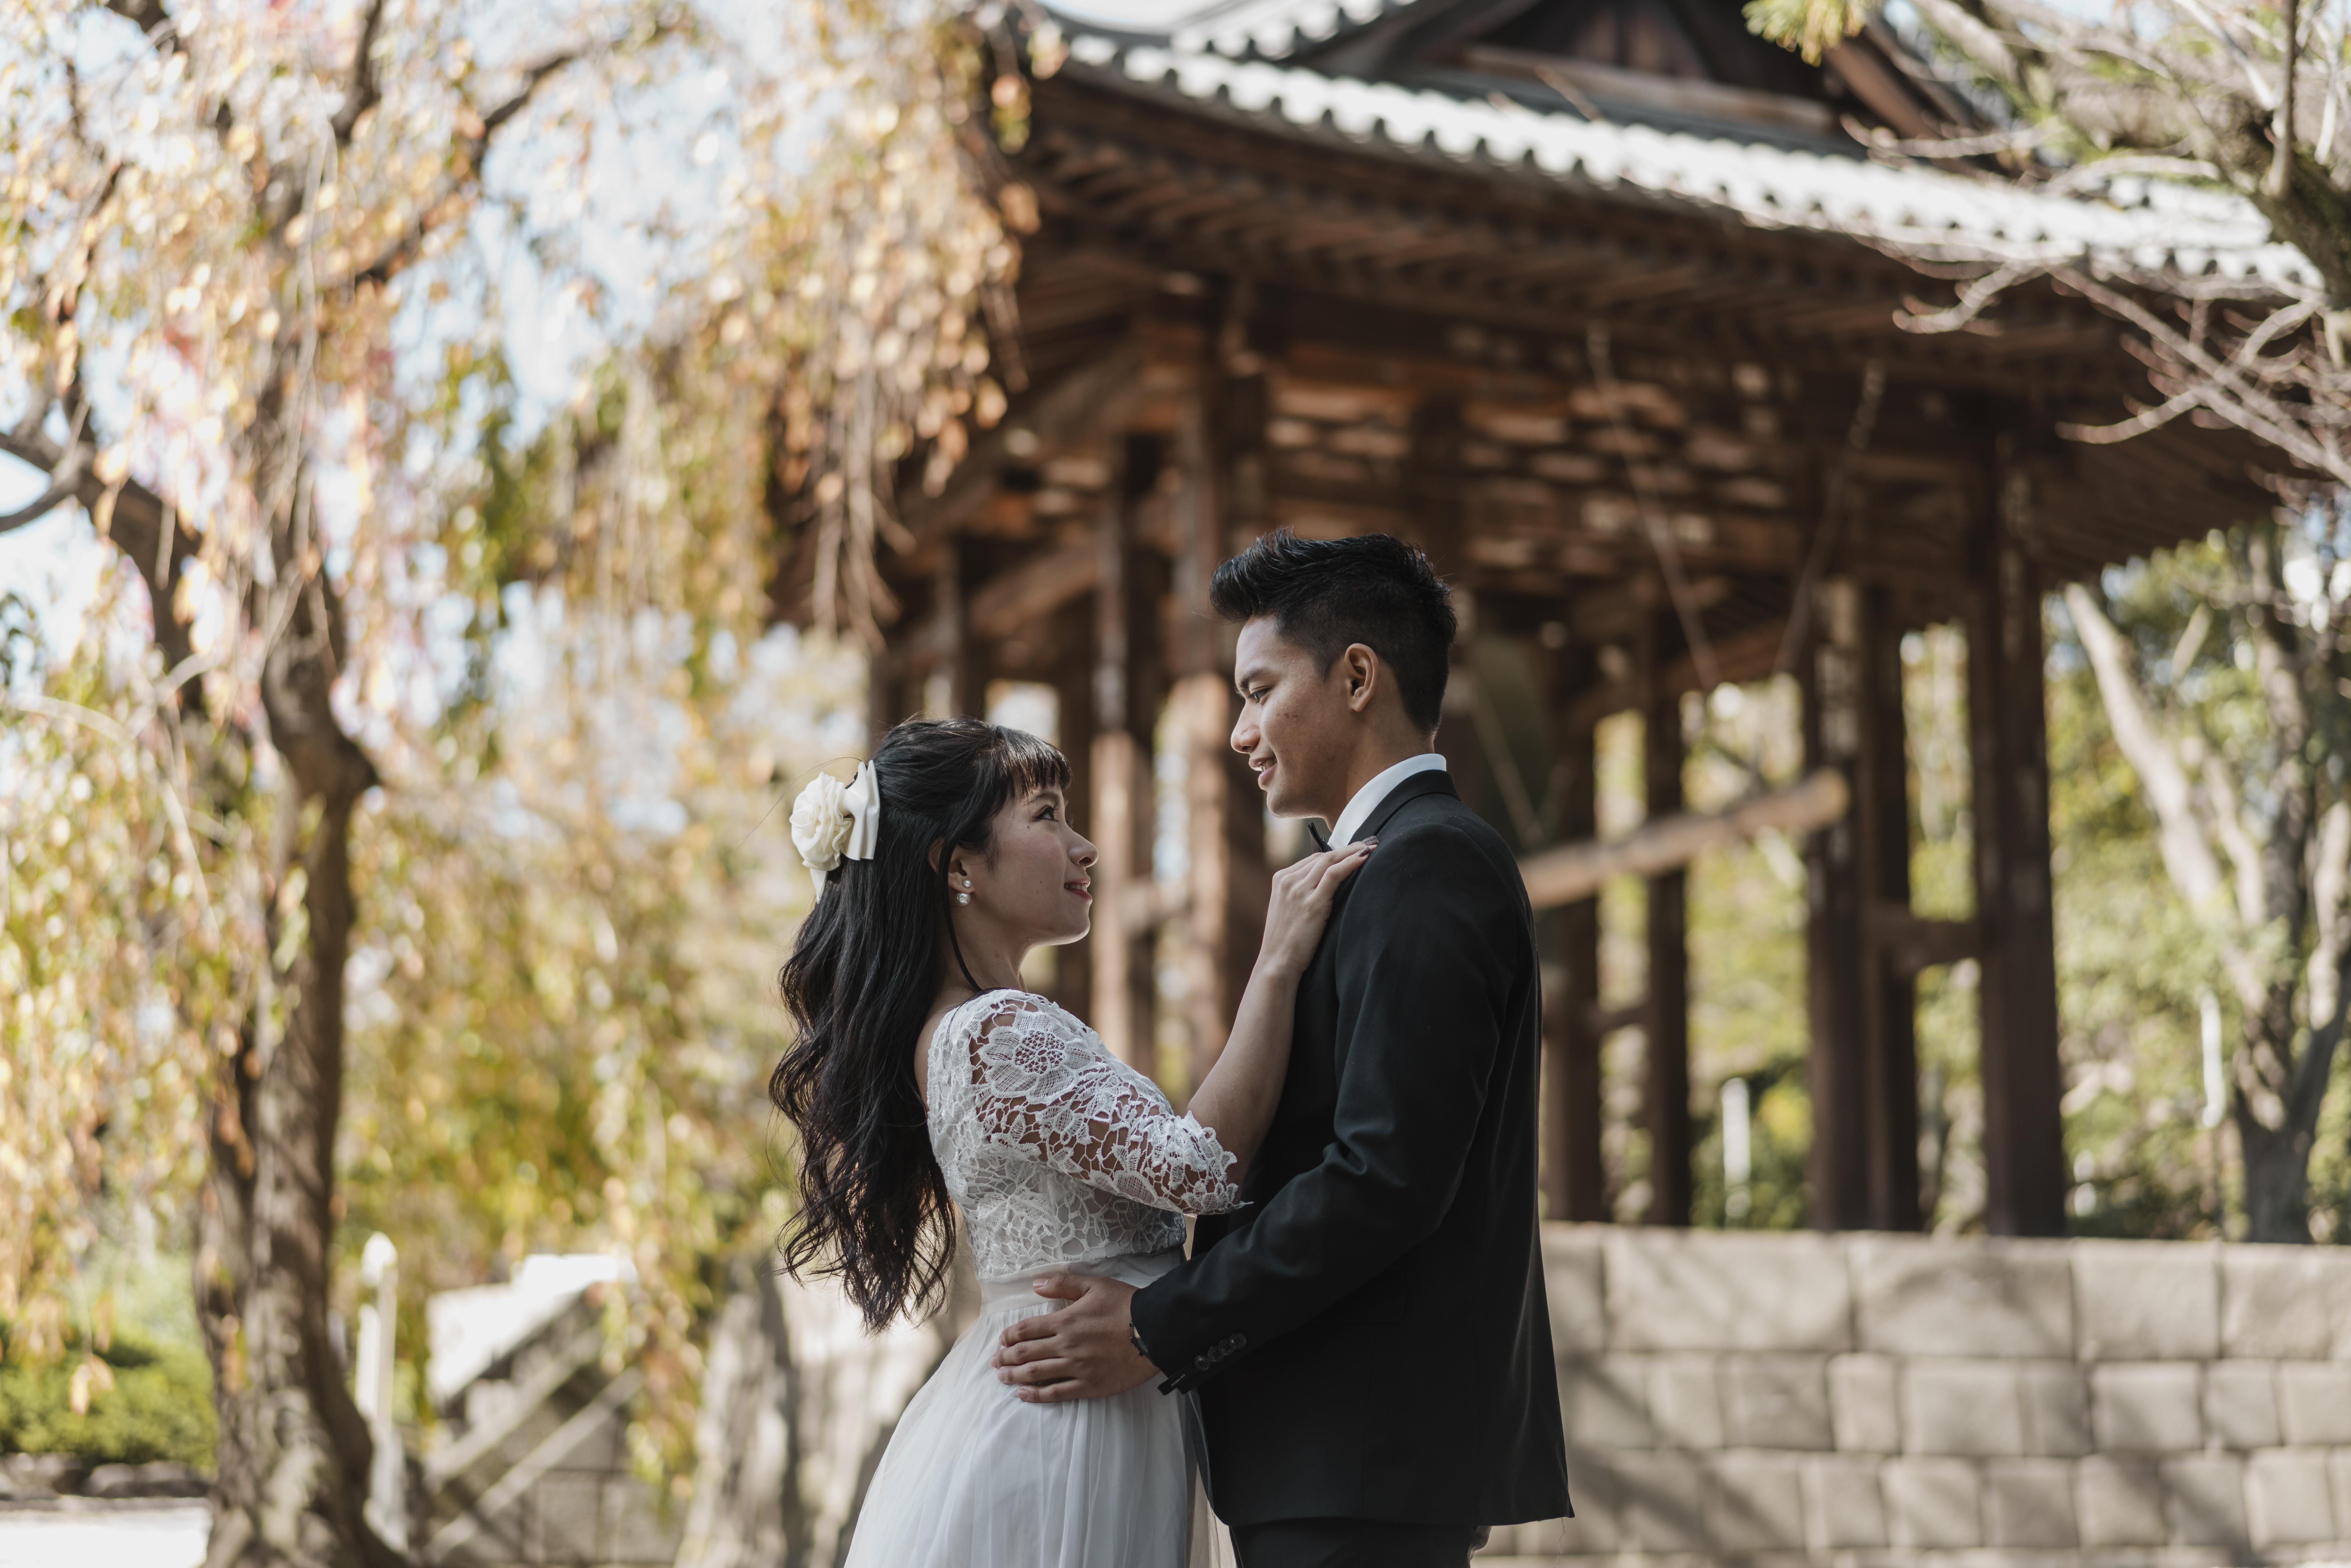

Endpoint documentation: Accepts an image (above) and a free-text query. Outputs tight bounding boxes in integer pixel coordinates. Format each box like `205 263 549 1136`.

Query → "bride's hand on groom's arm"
991 1274 1159 1403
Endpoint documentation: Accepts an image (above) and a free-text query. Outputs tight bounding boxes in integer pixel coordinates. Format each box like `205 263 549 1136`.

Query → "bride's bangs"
990 724 1071 805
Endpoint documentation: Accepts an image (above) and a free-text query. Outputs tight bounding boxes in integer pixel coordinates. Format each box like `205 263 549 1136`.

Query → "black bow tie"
1308 821 1331 852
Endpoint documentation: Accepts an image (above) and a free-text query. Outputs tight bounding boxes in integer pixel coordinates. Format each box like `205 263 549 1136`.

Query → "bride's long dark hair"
770 717 1071 1330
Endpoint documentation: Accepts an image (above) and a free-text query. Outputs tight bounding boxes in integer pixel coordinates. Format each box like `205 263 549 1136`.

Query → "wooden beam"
1518 768 1851 908
1565 620 1788 729
968 540 1098 640
1968 439 2067 1237
1876 903 1979 980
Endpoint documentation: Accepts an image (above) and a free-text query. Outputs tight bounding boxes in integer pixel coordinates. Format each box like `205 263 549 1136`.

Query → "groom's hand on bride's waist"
992 1274 1160 1403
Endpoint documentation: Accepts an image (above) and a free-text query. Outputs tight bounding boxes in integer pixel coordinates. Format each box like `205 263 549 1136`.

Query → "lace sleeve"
961 996 1241 1215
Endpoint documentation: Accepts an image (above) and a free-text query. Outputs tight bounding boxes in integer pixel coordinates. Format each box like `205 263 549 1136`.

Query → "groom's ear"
1340 644 1382 713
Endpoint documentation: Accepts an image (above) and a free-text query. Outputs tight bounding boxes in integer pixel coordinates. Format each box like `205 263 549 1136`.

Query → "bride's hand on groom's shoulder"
991 1274 1157 1404
1257 840 1375 980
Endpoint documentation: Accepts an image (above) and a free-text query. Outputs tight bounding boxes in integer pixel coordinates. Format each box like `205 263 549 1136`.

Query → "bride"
769 717 1371 1568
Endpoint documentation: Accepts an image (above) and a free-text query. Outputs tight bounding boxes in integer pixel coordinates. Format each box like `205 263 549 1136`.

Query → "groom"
992 531 1571 1566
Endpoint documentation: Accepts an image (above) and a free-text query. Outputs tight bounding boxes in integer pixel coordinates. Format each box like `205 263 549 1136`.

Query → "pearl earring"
956 877 973 906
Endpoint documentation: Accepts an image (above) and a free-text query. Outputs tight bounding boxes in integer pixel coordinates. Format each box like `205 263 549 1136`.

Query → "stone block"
1606 1230 1852 1353
601 1476 682 1563
2221 1246 2336 1360
1882 1457 1981 1548
2277 1361 2351 1443
2323 1247 2351 1358
1853 1235 2073 1358
2090 1363 2204 1451
1544 1229 1608 1356
1645 1355 1723 1449
530 1472 602 1564
2073 1240 2220 1360
2075 1455 2167 1547
2202 1361 2280 1449
1984 1460 2078 1548
1721 1355 1833 1450
1802 1454 1888 1549
2335 1451 2351 1544
2245 1448 2337 1546
1561 1358 1653 1448
1611 1449 1707 1551
1704 1451 1807 1550
1829 1354 1901 1453
2161 1453 2249 1549
1901 1362 2026 1456
2019 1363 2091 1457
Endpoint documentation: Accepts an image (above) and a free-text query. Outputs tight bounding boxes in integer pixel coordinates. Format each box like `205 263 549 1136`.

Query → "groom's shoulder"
1362 791 1525 903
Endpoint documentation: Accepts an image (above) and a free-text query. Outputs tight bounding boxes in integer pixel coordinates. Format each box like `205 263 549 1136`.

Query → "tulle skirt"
841 1249 1220 1568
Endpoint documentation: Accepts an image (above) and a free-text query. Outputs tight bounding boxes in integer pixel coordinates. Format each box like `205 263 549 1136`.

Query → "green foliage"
0 1328 215 1470
1743 0 1870 64
0 1241 216 1469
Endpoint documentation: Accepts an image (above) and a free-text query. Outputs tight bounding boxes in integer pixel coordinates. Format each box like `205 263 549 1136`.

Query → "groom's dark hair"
1210 530 1457 732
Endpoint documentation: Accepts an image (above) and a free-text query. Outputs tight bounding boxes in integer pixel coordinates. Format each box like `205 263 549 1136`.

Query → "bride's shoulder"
946 988 1068 1038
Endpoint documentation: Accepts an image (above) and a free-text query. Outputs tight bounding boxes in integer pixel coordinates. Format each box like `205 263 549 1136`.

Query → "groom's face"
1231 616 1354 821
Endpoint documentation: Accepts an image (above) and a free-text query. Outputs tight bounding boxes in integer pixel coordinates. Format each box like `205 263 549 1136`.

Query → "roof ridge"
1054 34 2310 292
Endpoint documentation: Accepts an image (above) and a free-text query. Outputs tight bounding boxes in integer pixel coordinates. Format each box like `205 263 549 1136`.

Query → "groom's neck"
1323 734 1436 823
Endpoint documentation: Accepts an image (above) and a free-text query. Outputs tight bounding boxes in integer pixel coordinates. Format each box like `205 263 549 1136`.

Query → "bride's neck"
938 922 1028 1001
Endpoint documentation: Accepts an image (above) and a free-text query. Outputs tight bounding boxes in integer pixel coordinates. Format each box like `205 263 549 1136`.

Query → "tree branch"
329 0 389 146
2063 582 2232 910
347 46 583 289
0 448 91 535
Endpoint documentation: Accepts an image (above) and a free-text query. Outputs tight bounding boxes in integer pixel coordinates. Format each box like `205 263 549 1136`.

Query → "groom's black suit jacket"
1129 770 1572 1528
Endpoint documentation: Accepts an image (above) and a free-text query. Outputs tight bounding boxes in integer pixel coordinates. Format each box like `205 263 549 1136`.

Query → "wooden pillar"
1548 674 1607 1222
1642 611 1693 1227
1967 443 2066 1236
1858 584 1922 1231
1092 436 1165 1075
1807 577 1923 1230
1053 595 1097 1023
943 540 987 719
1805 578 1871 1229
1176 318 1270 1097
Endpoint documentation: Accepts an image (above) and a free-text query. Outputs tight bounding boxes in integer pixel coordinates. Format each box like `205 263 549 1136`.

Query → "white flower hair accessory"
790 760 882 896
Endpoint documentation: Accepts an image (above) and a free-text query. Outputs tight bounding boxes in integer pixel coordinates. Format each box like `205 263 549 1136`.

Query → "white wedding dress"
841 989 1242 1568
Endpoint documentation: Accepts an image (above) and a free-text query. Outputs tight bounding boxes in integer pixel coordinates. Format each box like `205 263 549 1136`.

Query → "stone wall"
1484 1226 2351 1566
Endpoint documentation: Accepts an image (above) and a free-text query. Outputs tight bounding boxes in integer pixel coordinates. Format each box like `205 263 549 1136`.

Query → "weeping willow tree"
0 0 1039 1556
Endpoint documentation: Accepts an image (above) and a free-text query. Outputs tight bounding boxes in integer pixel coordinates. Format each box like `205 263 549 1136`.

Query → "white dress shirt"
1329 753 1449 846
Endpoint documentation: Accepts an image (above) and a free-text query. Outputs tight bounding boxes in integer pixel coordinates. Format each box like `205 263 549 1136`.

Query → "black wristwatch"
1128 1322 1153 1362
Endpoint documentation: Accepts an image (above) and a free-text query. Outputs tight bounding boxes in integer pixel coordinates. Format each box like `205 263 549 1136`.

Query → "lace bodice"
927 989 1240 1280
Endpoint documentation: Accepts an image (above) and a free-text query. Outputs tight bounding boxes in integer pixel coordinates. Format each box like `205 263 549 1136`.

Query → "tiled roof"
1055 30 2314 292
1163 0 1429 59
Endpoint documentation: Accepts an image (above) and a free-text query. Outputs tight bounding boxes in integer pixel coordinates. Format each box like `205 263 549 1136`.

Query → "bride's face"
961 786 1096 949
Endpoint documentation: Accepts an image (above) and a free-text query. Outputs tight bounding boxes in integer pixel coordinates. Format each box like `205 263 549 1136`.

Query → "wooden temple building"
791 0 2299 1235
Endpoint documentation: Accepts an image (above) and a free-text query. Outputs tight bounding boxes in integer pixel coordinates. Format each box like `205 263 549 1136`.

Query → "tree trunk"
195 582 395 1568
2234 979 2343 1243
